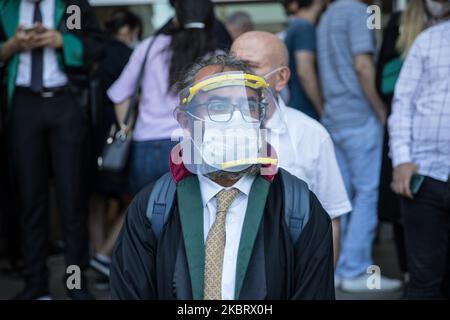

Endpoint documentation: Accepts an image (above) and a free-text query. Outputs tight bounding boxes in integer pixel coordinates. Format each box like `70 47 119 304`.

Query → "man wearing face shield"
231 31 352 266
110 54 335 300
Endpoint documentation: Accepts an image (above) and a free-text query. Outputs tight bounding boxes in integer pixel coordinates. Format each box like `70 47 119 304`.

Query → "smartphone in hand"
23 24 45 34
410 174 425 195
23 26 37 34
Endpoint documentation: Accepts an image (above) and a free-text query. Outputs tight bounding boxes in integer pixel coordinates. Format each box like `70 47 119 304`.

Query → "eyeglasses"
183 99 267 123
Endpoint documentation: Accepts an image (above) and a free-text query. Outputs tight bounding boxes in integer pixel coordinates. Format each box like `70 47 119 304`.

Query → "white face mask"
426 0 450 18
200 111 262 173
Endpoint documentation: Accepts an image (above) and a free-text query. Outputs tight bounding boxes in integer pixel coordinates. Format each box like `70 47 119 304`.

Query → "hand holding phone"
392 162 418 199
12 25 37 52
24 26 38 34
23 22 45 34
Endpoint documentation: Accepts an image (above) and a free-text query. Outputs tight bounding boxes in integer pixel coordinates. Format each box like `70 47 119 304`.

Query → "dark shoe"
67 288 96 300
12 286 51 300
90 256 110 277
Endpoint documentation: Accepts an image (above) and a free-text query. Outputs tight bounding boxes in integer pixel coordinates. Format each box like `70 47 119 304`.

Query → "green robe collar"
0 0 19 39
177 175 270 300
0 0 67 108
54 0 66 30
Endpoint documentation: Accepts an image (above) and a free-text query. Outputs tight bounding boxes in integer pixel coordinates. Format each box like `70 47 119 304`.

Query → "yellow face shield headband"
180 73 269 105
220 157 278 169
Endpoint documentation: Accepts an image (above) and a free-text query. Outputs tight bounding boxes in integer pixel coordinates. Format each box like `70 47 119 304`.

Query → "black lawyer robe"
110 173 335 300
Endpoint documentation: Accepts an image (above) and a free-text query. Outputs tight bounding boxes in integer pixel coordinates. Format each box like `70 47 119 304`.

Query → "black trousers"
401 176 450 299
9 87 89 290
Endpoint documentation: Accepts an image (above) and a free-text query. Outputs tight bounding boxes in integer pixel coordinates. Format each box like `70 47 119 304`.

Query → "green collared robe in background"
110 173 336 300
0 0 104 109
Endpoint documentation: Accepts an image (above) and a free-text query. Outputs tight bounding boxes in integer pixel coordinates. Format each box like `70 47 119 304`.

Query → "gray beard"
206 164 262 182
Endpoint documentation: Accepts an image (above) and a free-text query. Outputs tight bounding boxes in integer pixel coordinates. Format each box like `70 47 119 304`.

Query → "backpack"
145 168 310 244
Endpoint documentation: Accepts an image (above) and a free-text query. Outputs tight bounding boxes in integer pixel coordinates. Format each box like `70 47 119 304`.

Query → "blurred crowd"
0 0 449 300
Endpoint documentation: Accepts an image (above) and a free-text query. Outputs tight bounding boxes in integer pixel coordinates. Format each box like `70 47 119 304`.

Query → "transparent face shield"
174 71 289 175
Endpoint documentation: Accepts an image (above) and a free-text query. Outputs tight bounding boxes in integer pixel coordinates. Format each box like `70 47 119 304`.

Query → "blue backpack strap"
146 172 176 240
279 168 311 245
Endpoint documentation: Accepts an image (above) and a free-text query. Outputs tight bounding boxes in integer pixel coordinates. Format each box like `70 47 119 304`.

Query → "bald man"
231 31 351 264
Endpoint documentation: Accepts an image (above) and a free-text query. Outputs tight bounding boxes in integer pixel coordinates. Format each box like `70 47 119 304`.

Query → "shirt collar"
197 174 255 208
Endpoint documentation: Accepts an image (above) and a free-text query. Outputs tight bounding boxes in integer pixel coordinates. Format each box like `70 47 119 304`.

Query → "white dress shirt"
197 173 255 300
268 98 352 219
389 21 450 182
16 0 68 88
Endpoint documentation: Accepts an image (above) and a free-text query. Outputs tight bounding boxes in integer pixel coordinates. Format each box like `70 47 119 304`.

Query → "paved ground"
336 226 404 300
0 255 110 300
0 224 404 300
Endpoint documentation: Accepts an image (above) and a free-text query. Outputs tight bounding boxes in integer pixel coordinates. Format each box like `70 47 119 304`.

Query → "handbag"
97 35 159 172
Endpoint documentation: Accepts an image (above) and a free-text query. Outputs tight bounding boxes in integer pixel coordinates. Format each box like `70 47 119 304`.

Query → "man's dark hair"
282 0 314 15
282 0 296 15
104 8 142 39
293 0 314 9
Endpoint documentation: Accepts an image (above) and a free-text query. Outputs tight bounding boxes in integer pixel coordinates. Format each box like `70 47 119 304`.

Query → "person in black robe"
1 0 105 300
110 54 335 300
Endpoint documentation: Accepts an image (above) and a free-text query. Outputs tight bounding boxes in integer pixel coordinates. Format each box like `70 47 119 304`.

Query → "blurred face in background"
313 0 326 12
284 0 300 16
116 25 140 48
425 0 450 18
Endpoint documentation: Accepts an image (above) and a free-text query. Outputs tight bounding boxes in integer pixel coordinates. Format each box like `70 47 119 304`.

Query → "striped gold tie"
203 188 240 300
